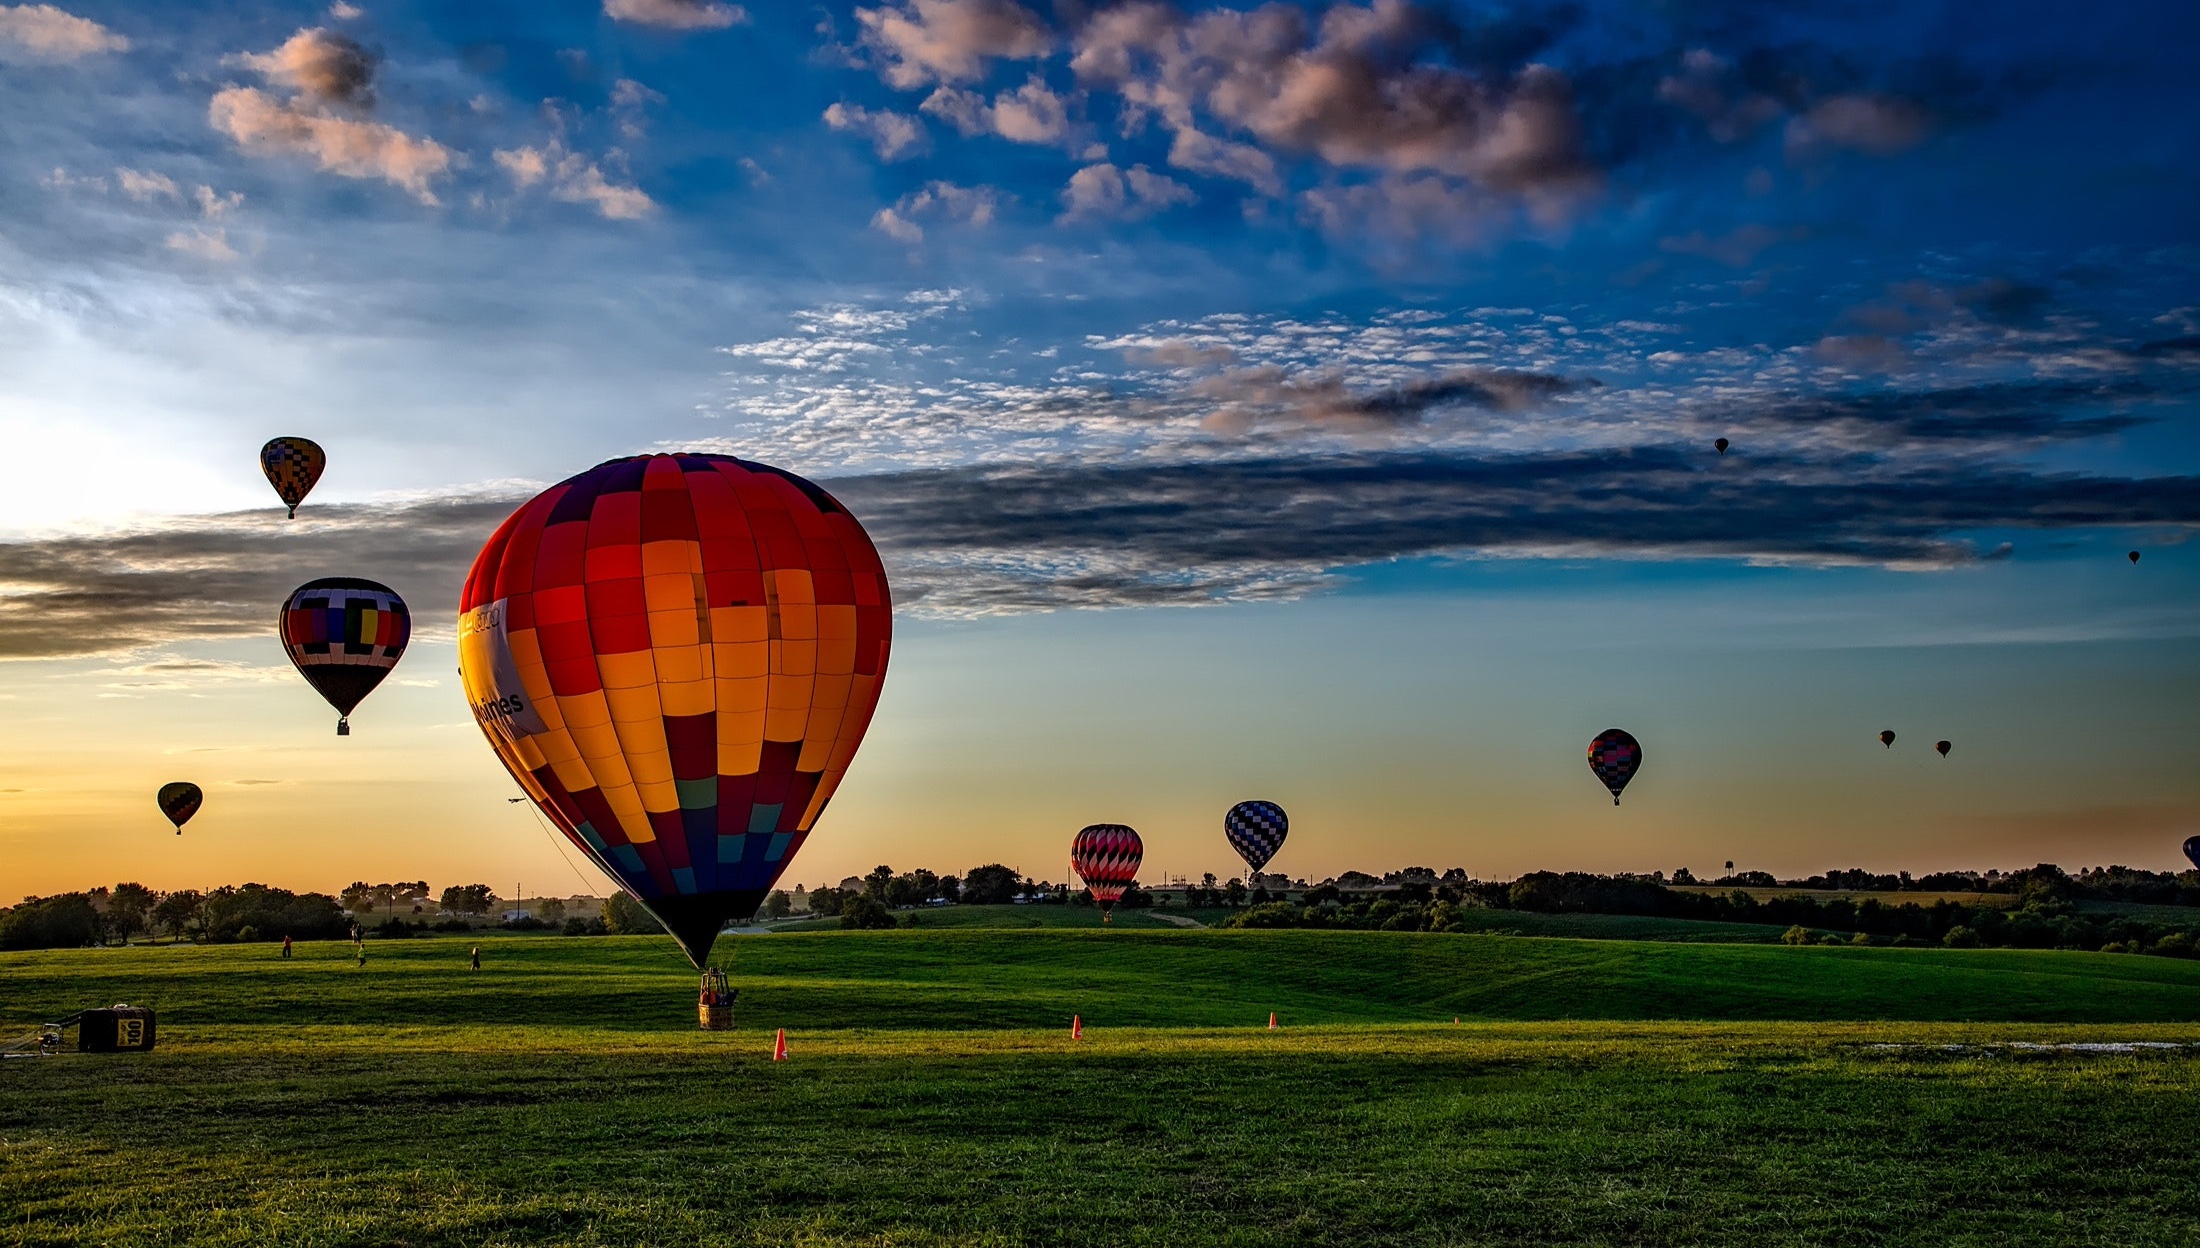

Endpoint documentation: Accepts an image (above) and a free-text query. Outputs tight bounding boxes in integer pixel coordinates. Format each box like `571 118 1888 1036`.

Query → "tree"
807 887 849 917
108 882 158 945
840 895 896 930
864 865 895 902
763 890 792 919
1224 878 1247 908
962 864 1020 906
153 890 205 942
1780 925 1812 946
440 884 498 916
0 894 102 950
341 882 374 913
536 897 567 924
602 892 664 935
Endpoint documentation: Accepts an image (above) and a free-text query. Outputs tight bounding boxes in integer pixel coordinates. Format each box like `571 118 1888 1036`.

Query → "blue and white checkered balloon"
1223 800 1289 874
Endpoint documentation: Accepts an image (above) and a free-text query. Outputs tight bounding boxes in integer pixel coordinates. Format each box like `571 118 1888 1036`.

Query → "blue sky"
0 0 2195 897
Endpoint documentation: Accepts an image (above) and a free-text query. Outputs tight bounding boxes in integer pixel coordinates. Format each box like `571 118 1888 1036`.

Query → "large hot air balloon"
1587 729 1641 806
260 437 325 519
456 454 891 968
1878 730 1896 748
280 577 410 736
156 782 202 834
1071 824 1143 921
2184 835 2199 873
1224 800 1288 875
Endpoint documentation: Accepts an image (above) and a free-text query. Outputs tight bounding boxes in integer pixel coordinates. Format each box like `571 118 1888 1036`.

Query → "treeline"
1220 865 2200 955
0 883 348 950
791 864 1144 930
1675 863 2200 906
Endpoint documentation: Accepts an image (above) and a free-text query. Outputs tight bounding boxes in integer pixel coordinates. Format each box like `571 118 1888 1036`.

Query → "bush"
501 915 548 931
1228 902 1304 929
1780 925 1812 946
840 895 896 930
1942 925 1980 948
375 917 414 938
1850 931 1874 946
1818 934 1846 946
563 915 606 936
432 918 474 933
2149 931 2193 957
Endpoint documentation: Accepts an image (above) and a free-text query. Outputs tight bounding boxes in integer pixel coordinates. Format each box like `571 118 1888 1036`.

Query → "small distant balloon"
2185 835 2200 872
156 781 202 834
280 577 410 735
1224 800 1288 875
1935 740 1951 757
1587 729 1642 806
260 437 326 520
2129 550 2141 564
1724 861 1734 871
1714 437 1730 454
1071 824 1143 921
1879 730 1896 749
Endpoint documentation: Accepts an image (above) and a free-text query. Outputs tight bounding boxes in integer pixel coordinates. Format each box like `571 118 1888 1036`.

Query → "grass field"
6 931 2200 1246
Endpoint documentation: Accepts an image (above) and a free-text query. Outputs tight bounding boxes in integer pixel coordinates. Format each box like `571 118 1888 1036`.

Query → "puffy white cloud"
494 142 654 219
165 228 240 262
1059 161 1194 221
823 101 927 160
115 167 179 201
919 76 1073 145
856 0 1051 89
869 180 1000 241
210 86 454 204
603 0 748 31
0 3 127 62
236 26 377 108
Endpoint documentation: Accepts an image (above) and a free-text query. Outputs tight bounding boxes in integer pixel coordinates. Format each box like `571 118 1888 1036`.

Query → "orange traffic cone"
772 1028 788 1061
1072 1014 1083 1040
1267 1012 1278 1029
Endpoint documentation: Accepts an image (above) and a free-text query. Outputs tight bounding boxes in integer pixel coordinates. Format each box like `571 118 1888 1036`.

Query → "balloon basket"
697 967 736 1031
337 718 350 737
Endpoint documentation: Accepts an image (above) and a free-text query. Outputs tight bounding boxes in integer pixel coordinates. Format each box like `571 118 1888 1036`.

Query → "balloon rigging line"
517 797 605 898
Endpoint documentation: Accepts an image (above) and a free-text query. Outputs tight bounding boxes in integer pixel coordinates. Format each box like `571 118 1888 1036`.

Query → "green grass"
5 932 2200 1246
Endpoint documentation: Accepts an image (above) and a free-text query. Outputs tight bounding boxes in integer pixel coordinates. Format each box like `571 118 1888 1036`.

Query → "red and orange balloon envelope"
457 453 892 967
1587 729 1641 805
1072 824 1143 919
156 782 202 834
260 437 325 519
280 577 410 736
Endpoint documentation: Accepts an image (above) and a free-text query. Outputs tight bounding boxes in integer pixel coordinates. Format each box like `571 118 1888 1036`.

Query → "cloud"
610 78 665 138
856 0 1052 89
329 2 362 18
1785 92 1934 157
495 140 654 219
921 76 1073 144
212 86 454 203
603 0 748 30
1069 0 1599 217
1059 161 1194 221
236 27 377 109
165 228 241 261
823 102 927 160
0 3 127 62
115 168 179 202
1656 49 1782 143
1190 366 1582 435
869 180 999 241
1659 222 1801 267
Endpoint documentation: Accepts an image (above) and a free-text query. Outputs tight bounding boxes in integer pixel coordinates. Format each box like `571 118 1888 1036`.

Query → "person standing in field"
281 935 292 959
356 946 366 969
470 946 480 970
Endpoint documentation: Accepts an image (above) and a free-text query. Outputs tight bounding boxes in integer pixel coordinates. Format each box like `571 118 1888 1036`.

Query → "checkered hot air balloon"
1587 729 1641 806
156 782 202 834
280 577 409 736
456 454 892 969
1223 800 1288 874
1071 824 1143 920
260 437 325 519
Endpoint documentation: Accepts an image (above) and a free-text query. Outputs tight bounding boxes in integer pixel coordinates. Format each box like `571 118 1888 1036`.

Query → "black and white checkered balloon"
1223 800 1289 873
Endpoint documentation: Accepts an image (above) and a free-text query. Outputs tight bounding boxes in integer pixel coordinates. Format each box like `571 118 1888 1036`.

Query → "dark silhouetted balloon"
456 453 893 968
1935 740 1951 757
157 782 202 834
2129 550 2141 564
1224 800 1288 874
2185 835 2199 872
1879 730 1896 748
1587 729 1642 806
1072 824 1143 920
280 577 410 736
1714 438 1730 454
260 437 325 519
